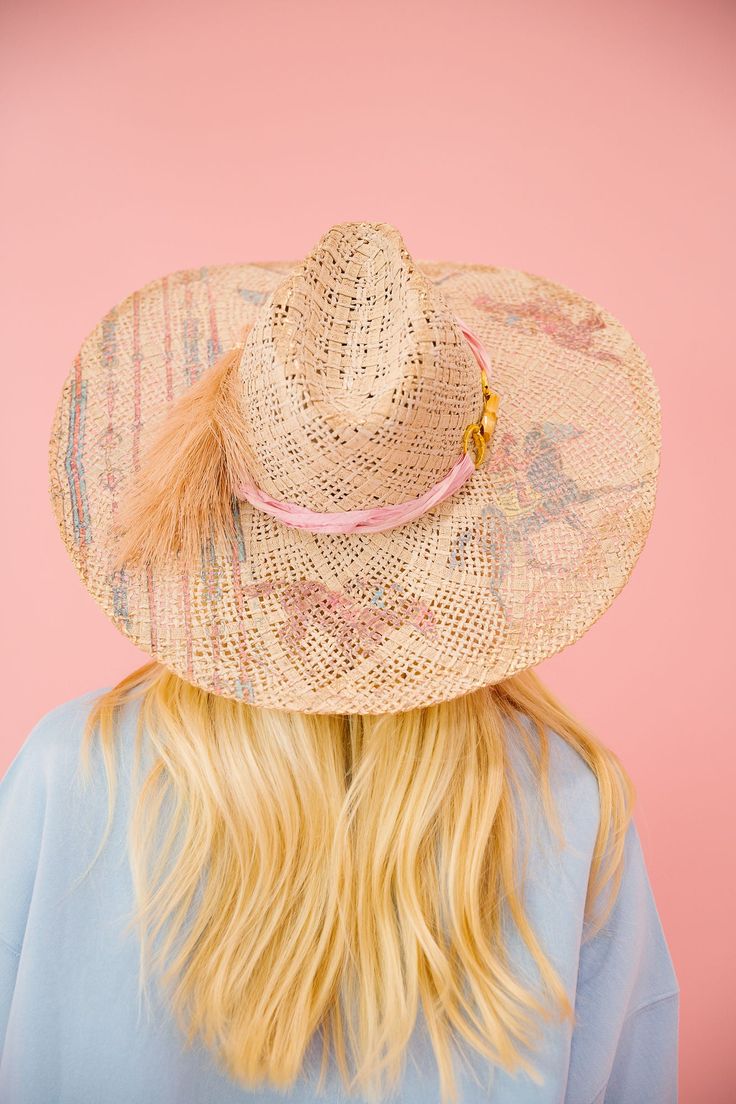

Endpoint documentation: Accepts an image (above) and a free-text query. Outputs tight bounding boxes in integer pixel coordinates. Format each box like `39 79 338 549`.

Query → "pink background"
2 0 733 1097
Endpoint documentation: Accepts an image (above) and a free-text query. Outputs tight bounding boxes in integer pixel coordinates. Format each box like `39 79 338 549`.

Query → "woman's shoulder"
2 684 148 819
503 709 603 843
5 685 117 780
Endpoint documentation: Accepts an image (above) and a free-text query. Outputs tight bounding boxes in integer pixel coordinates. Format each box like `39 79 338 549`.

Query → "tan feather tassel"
110 335 254 573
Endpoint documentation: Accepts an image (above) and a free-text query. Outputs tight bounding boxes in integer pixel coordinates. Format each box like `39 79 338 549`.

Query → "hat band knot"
235 317 499 535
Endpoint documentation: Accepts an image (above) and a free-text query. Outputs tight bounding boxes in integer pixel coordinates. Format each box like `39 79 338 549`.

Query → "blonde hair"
78 660 634 1103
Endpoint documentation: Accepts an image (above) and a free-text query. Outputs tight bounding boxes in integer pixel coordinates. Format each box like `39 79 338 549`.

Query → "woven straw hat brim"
48 260 660 714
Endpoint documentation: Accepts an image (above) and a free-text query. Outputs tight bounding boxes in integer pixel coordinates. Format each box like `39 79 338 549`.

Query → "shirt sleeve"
0 717 50 1054
565 817 680 1104
0 688 108 1056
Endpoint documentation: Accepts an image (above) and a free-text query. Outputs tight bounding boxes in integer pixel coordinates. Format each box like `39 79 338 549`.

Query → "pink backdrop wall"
2 0 733 1097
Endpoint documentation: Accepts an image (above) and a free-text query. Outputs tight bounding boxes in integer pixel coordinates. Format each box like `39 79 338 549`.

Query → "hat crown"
236 222 481 511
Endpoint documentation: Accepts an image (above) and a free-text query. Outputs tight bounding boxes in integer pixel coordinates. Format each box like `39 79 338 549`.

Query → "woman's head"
78 662 633 1104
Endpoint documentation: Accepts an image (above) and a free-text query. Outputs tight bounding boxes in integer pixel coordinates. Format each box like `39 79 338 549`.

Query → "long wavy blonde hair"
77 660 634 1103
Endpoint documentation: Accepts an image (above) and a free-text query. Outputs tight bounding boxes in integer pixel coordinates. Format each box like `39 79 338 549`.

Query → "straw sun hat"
48 222 660 714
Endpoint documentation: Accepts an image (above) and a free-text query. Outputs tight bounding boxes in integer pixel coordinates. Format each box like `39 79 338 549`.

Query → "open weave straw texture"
48 222 660 714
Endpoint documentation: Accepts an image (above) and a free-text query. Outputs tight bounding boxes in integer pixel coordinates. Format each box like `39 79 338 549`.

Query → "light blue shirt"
0 687 679 1103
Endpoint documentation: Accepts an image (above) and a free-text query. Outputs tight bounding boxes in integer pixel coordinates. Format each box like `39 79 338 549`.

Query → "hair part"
76 663 634 1103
